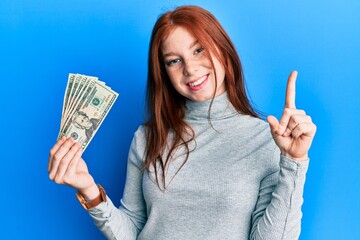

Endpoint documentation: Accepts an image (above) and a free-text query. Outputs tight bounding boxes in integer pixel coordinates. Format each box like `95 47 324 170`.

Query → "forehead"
161 26 197 53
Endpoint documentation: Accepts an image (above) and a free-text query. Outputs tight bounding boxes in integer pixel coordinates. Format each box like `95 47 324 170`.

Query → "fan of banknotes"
58 73 118 151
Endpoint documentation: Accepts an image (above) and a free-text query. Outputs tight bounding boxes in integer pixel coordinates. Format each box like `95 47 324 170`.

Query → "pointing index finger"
285 71 297 109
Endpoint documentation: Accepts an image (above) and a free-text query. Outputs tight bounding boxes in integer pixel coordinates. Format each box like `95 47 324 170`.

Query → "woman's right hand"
48 136 99 200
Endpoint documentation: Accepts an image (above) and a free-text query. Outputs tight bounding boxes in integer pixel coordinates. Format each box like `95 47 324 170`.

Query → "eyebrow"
163 40 199 58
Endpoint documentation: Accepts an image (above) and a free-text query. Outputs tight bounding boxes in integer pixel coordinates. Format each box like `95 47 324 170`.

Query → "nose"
182 58 198 76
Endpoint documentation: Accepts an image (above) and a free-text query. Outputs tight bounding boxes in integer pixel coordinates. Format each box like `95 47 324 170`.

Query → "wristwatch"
76 184 106 210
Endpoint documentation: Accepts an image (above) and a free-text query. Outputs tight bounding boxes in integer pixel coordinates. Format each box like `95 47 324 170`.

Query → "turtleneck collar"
184 91 239 121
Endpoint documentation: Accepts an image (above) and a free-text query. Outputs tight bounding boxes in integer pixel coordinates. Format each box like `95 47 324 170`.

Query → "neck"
184 91 238 121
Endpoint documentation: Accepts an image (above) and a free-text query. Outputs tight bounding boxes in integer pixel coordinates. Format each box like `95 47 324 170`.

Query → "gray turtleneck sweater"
88 92 309 240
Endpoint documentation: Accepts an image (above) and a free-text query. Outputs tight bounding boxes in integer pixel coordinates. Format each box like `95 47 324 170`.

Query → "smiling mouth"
188 74 208 88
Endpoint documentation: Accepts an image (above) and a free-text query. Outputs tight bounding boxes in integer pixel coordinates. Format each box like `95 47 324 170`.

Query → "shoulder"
218 113 278 156
243 114 268 128
133 125 147 141
239 115 273 142
252 117 281 172
131 125 147 151
127 125 148 165
251 116 279 152
242 115 281 168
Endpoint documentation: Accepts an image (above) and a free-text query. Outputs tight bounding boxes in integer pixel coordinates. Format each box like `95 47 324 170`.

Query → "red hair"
145 5 259 189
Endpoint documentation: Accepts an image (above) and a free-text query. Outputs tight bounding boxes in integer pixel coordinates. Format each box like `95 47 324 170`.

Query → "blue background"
1 0 359 239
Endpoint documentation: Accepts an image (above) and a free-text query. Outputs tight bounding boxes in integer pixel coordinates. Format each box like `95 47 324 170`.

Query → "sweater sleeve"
87 127 147 240
250 147 309 240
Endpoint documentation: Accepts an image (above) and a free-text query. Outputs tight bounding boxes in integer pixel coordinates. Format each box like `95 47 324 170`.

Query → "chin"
188 93 213 102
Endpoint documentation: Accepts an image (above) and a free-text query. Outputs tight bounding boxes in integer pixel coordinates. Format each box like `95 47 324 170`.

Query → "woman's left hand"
267 71 317 161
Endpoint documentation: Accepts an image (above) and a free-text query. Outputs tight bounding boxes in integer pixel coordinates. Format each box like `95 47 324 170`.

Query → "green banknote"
58 73 118 150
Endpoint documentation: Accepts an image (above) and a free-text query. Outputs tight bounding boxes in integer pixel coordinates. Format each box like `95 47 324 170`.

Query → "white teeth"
189 76 207 87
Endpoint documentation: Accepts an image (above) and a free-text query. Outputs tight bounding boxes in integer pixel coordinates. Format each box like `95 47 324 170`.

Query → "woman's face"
161 26 226 102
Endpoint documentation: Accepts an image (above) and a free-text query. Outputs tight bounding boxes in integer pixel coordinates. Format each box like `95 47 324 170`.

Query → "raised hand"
267 71 317 161
48 137 99 200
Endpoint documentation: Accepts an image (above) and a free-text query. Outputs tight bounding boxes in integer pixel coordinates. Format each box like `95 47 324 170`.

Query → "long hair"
145 5 259 190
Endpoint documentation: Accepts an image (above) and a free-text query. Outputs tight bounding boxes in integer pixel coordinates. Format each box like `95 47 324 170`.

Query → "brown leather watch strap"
76 184 107 210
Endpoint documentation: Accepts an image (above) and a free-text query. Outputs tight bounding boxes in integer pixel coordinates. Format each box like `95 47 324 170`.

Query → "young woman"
48 5 316 239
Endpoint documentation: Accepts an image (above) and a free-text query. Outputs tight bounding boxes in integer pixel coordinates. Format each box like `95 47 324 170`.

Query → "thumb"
267 115 279 135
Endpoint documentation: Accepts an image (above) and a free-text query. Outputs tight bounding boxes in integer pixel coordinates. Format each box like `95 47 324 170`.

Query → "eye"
165 58 182 66
194 47 204 55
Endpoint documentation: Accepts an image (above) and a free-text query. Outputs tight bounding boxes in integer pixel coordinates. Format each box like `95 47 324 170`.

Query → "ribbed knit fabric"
88 92 309 240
